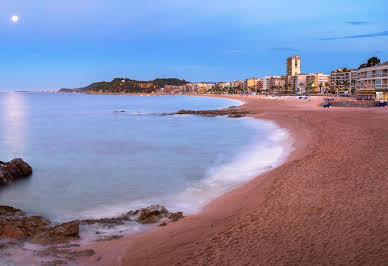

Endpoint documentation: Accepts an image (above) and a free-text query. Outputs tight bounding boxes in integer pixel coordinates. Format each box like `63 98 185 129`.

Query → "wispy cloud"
321 31 388 40
272 47 299 52
346 21 370 25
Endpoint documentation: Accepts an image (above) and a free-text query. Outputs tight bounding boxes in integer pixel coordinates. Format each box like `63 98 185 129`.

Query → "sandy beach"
81 95 388 265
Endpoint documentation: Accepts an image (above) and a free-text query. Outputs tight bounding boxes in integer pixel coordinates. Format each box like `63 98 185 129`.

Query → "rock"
133 205 168 224
1 225 25 240
81 216 130 227
51 221 80 239
166 212 184 222
0 205 79 243
165 109 249 118
0 206 24 216
0 158 32 186
159 222 167 226
37 246 95 259
9 158 33 176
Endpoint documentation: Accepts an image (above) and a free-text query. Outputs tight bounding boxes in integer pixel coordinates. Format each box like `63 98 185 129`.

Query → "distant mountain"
59 78 189 94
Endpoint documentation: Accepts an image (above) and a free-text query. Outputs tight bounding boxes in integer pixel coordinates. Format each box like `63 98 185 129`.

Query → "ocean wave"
167 119 292 214
76 119 292 221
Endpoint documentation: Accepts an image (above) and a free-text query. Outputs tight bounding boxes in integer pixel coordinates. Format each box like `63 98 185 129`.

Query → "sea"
0 92 291 239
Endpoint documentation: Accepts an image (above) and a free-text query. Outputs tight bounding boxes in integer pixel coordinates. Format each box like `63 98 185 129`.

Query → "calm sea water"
0 93 290 229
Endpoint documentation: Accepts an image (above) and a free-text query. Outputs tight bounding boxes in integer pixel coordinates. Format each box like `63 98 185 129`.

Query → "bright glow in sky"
0 0 387 91
11 15 19 23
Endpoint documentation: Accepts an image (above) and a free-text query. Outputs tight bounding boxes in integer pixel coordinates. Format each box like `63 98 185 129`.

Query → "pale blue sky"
0 0 387 90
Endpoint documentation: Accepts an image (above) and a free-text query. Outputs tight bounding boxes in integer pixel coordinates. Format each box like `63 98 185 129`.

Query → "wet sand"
81 95 388 265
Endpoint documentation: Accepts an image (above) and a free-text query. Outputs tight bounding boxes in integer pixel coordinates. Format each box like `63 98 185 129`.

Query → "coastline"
78 94 388 265
75 95 314 264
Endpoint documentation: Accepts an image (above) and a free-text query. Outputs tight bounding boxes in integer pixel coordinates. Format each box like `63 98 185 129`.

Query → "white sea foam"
167 118 293 214
77 118 292 221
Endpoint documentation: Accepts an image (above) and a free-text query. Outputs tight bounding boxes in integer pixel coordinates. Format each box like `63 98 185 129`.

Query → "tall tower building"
286 55 301 76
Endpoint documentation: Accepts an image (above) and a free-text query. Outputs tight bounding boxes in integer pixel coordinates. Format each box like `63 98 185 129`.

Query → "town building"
330 68 355 92
356 61 388 101
244 78 261 90
262 76 272 91
306 73 330 93
292 74 307 93
270 76 285 93
286 55 301 76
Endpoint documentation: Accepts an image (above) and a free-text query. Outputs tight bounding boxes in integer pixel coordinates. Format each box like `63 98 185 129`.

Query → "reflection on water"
1 93 28 158
0 94 287 225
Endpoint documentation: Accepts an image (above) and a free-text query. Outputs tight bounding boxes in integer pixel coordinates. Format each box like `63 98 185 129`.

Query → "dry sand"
81 95 388 265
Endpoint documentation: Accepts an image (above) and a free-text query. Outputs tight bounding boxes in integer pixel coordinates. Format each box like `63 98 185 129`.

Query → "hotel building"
262 76 272 91
307 73 330 93
330 68 357 92
244 78 261 90
286 55 301 76
356 61 388 101
291 74 307 93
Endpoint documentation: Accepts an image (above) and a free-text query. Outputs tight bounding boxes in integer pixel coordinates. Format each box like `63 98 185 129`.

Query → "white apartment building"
262 76 272 91
330 68 356 90
292 74 307 93
356 61 388 101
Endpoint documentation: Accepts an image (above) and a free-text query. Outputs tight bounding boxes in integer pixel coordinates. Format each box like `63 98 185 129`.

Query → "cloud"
272 47 299 52
321 31 388 40
346 21 370 25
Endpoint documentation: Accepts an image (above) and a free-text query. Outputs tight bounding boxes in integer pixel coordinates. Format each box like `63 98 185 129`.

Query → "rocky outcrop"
164 107 250 118
80 205 183 227
0 204 184 245
131 205 168 224
0 158 32 185
0 206 79 244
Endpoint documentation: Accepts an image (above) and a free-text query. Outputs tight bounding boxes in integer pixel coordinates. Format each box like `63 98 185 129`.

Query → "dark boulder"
0 158 32 185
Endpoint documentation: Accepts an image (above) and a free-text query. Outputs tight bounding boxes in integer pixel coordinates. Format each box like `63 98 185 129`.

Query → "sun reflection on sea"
0 93 28 157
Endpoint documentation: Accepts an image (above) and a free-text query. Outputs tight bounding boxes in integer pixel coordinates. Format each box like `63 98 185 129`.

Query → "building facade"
356 62 388 101
286 55 301 76
262 76 272 91
244 78 261 90
330 68 355 92
306 73 330 93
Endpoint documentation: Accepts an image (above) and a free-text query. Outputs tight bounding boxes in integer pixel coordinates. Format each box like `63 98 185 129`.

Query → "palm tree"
351 79 357 94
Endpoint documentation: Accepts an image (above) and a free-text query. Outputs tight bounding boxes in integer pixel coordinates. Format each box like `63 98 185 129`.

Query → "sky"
0 0 387 91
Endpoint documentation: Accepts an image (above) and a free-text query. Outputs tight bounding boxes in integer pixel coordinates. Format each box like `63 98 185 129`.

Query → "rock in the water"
132 205 168 224
165 109 250 118
0 205 79 243
51 221 80 239
0 158 32 185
